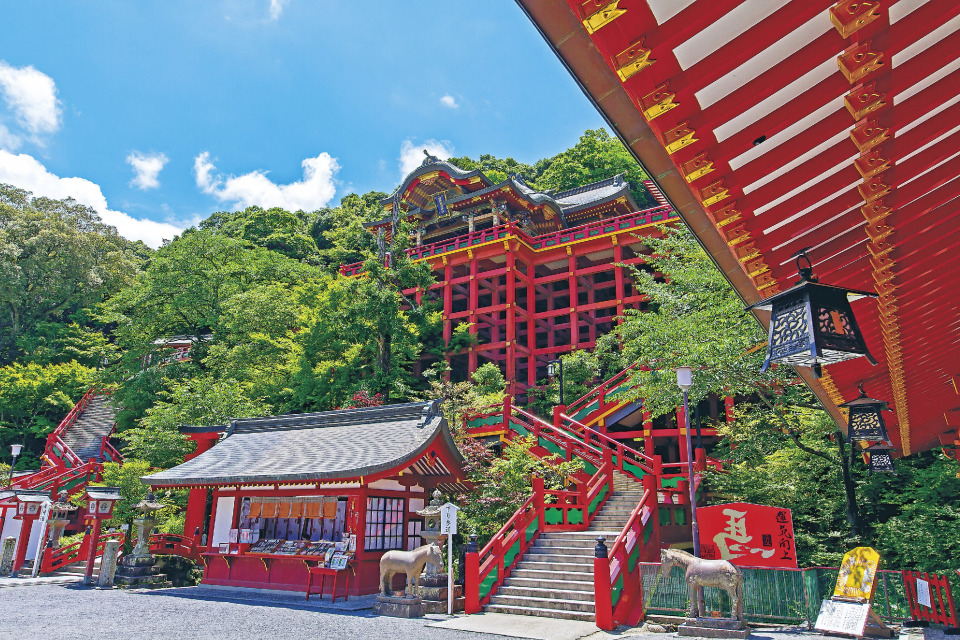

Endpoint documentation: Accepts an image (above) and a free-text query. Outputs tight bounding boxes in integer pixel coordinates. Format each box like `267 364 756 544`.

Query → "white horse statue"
379 543 443 597
660 548 744 621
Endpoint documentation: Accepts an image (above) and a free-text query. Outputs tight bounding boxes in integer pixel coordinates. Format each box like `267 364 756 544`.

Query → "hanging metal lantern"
866 443 896 474
838 384 891 443
747 250 878 378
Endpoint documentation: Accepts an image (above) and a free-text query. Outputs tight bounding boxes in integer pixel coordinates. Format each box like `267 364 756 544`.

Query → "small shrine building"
143 401 468 595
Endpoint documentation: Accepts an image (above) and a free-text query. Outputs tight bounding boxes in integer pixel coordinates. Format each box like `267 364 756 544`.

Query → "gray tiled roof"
143 401 455 487
554 175 636 213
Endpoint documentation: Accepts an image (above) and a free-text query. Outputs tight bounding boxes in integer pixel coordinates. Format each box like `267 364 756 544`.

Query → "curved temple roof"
143 401 461 487
518 0 960 455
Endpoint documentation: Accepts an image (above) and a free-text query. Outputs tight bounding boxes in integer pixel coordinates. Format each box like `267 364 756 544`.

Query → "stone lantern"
114 492 171 589
416 490 444 548
747 250 877 378
46 491 78 550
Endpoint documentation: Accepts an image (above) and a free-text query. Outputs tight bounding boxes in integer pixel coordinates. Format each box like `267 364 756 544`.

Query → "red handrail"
566 364 638 417
150 532 201 562
41 531 124 574
558 412 661 477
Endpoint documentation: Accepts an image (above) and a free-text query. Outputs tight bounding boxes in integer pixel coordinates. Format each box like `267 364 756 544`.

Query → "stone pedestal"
374 595 425 618
0 537 15 575
47 519 69 549
678 617 750 639
97 540 121 588
417 572 464 614
113 553 172 589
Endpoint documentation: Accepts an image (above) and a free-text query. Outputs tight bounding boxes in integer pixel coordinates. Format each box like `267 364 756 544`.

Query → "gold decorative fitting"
663 123 698 155
858 174 890 202
639 84 678 121
581 0 627 34
700 180 730 207
753 272 778 290
829 0 881 39
866 239 892 259
838 42 884 83
735 243 760 262
720 224 750 246
865 221 893 243
850 118 890 152
682 153 715 183
845 83 886 120
711 203 742 227
855 149 891 179
743 257 769 277
861 199 892 223
613 38 655 81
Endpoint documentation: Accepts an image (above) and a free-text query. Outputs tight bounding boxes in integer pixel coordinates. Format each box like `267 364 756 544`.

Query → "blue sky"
0 1 606 246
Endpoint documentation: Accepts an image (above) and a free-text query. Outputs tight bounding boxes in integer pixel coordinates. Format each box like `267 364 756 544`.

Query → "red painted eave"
517 0 960 455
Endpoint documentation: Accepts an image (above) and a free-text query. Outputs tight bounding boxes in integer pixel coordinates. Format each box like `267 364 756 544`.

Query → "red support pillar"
183 488 208 543
10 516 36 577
568 254 578 350
83 519 102 584
464 541 480 614
594 539 614 630
526 268 537 390
468 253 479 373
505 247 517 394
613 240 625 323
443 261 453 377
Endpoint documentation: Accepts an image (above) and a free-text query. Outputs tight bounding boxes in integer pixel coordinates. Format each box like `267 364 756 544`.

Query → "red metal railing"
557 412 661 478
595 479 659 630
13 460 101 496
339 205 678 277
150 532 202 562
41 531 124 574
903 570 958 627
565 364 637 420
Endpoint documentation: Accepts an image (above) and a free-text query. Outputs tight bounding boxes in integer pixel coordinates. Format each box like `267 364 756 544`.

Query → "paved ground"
0 584 517 640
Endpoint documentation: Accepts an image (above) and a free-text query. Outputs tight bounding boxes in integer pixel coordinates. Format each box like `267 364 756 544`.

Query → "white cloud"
399 139 454 177
194 151 339 211
0 150 183 248
126 151 169 191
0 62 61 137
268 0 287 20
0 123 20 151
439 94 459 109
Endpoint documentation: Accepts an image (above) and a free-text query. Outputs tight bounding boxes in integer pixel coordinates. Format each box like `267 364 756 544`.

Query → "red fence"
903 570 958 627
41 531 124 573
149 532 202 562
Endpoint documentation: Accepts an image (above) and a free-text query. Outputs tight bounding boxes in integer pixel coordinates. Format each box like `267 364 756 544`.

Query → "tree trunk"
379 332 391 402
836 434 861 536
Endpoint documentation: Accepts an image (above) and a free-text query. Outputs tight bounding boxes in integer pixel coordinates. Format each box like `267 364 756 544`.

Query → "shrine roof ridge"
381 157 491 206
142 400 458 487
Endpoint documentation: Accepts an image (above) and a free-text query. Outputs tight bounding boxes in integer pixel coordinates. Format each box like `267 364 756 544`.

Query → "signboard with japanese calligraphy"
698 502 797 568
815 599 871 636
834 547 880 601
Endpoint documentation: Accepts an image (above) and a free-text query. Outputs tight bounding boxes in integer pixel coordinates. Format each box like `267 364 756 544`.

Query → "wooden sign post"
440 502 458 616
815 547 892 638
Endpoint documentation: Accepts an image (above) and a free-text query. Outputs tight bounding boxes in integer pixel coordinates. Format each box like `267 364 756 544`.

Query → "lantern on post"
838 384 892 443
866 443 896 474
746 250 877 378
82 487 121 585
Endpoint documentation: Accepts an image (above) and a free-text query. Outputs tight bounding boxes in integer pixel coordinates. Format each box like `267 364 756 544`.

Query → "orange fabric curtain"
260 499 278 518
304 499 321 519
276 501 291 519
288 499 303 518
248 499 262 519
322 498 338 519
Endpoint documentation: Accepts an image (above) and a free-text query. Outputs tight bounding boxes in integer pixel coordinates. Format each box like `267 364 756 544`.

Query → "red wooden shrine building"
143 401 468 596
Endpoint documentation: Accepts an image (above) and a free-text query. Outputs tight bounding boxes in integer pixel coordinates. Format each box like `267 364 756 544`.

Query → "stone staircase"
60 395 117 462
485 471 647 621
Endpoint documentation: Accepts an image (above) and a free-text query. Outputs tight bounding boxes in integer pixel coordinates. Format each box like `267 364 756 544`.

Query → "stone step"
521 552 593 564
533 538 596 549
515 561 594 574
511 568 594 582
502 577 595 591
488 594 595 614
496 585 594 602
484 603 595 622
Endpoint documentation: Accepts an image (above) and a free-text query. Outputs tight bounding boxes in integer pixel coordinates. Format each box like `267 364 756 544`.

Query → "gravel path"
0 585 518 640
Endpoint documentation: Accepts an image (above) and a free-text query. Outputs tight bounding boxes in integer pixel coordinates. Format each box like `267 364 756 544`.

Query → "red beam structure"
517 0 960 456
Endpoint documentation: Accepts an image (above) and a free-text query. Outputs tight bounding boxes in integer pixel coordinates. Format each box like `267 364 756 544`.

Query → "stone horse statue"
379 543 443 597
660 548 744 621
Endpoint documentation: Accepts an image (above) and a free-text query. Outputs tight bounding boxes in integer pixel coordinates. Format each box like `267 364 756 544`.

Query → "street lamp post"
547 360 564 407
675 367 700 558
5 444 23 488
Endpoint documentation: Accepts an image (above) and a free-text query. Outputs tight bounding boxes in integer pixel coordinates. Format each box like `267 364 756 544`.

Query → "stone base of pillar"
0 537 15 575
113 553 171 589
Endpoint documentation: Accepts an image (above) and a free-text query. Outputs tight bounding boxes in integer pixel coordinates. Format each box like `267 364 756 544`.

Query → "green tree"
0 184 145 363
121 376 271 469
0 360 94 466
200 206 319 262
535 129 655 209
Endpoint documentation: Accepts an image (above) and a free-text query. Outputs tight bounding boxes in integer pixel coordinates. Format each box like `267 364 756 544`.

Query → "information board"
815 599 870 637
